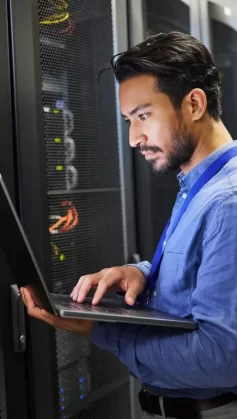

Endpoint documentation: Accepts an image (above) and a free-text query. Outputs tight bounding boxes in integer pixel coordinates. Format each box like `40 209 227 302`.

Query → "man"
21 32 237 418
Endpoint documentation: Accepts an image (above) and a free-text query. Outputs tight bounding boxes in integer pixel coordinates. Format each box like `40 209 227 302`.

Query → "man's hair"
111 31 222 120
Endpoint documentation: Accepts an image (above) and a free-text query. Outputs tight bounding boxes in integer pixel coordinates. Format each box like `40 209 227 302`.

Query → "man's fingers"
70 276 85 299
20 288 26 305
70 266 144 306
73 272 103 302
75 278 93 302
70 274 90 298
21 287 36 312
20 287 54 324
125 280 144 306
21 288 94 335
92 273 119 305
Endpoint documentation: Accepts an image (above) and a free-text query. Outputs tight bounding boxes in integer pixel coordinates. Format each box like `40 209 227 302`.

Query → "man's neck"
181 119 233 174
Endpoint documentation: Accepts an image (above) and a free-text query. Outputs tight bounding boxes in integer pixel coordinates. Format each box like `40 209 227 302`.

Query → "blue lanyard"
145 146 237 303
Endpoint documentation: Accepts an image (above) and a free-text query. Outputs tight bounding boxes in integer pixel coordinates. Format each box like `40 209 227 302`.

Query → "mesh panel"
56 331 130 418
37 1 130 418
49 192 124 293
72 383 131 419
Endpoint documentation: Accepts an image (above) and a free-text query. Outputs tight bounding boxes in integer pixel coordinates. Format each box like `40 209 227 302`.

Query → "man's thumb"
125 289 139 305
124 276 144 305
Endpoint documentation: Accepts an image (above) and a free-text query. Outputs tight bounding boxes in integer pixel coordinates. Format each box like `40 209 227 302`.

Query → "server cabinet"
128 0 200 261
199 0 237 139
8 0 137 418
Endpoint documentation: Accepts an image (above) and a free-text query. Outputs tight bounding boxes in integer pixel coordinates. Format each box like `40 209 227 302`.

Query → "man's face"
119 74 196 174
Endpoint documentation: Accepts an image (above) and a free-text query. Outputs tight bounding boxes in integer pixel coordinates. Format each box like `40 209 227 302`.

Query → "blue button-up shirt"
92 141 237 399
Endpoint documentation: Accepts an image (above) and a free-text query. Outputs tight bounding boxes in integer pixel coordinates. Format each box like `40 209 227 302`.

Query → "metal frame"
8 0 59 418
199 0 237 52
199 0 213 50
129 0 201 42
0 1 30 418
189 0 202 40
112 0 137 264
112 1 140 418
0 2 30 417
128 0 156 261
0 1 29 418
128 0 145 47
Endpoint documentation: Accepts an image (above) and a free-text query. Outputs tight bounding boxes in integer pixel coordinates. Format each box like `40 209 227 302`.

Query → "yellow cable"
51 0 68 11
40 11 69 25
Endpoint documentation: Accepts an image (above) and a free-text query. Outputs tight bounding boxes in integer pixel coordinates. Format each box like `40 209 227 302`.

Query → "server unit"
3 0 137 418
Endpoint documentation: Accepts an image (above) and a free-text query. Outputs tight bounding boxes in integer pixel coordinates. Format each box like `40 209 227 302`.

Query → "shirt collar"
177 141 236 190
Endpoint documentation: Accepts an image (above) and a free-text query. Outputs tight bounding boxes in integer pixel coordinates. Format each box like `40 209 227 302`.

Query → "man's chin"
150 161 177 176
148 158 167 175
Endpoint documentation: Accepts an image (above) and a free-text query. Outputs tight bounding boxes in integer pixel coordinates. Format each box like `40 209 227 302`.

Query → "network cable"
40 0 69 25
49 201 79 234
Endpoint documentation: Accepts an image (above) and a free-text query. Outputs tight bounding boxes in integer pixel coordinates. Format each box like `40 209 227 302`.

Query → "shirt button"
153 291 157 297
182 193 187 199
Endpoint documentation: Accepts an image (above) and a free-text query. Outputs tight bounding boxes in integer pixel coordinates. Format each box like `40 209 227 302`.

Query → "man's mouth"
141 150 160 160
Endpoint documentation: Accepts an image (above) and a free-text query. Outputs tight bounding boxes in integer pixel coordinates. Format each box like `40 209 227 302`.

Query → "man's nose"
129 122 148 148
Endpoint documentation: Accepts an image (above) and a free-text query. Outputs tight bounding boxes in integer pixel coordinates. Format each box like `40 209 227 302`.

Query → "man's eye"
124 119 131 124
138 113 148 121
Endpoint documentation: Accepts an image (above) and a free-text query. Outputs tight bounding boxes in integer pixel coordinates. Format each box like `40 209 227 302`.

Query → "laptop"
0 174 197 329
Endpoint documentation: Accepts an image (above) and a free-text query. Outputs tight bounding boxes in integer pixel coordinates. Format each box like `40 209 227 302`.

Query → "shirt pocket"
155 251 192 317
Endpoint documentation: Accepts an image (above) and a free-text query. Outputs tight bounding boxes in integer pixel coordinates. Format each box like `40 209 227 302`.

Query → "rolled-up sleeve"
126 261 151 282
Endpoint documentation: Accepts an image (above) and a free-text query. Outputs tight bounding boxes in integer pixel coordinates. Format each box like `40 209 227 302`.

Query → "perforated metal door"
37 1 131 417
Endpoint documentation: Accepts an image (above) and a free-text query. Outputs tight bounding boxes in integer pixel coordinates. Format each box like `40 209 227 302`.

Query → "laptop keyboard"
50 293 139 315
51 294 72 304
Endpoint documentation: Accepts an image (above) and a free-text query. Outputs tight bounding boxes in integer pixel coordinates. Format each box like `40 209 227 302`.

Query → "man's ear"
183 88 207 121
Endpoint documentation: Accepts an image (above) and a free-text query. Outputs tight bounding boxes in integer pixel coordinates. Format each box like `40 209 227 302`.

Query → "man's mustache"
139 145 162 153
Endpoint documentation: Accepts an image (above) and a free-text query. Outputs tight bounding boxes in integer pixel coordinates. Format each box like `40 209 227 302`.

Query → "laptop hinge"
11 284 26 352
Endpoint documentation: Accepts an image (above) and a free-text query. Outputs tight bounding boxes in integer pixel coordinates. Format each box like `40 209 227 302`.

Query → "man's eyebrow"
122 103 151 118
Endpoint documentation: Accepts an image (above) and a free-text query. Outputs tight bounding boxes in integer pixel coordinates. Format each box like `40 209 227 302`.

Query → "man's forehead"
119 75 157 111
119 75 168 117
119 74 156 94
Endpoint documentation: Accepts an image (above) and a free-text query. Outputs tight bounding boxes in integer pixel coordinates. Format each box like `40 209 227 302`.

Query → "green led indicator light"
60 254 65 261
56 165 64 171
53 109 60 114
54 138 62 143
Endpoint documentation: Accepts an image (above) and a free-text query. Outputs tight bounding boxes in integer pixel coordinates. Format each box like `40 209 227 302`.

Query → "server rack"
7 0 138 418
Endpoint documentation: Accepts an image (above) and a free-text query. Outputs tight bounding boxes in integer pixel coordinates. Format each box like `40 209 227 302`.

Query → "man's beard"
141 120 196 175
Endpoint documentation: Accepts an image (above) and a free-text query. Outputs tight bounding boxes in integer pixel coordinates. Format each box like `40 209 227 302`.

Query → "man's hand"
71 265 146 305
20 287 94 337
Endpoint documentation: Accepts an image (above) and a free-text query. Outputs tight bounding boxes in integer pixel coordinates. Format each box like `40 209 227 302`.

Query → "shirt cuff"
126 261 151 282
